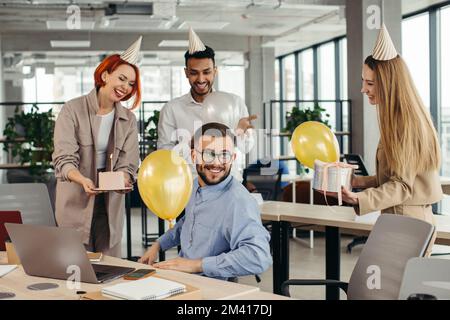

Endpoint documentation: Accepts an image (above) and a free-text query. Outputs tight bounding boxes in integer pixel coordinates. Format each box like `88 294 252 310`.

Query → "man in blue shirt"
139 122 272 280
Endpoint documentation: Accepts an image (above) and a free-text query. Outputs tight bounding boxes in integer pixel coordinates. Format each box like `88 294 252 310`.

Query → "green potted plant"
144 110 160 154
2 104 55 181
284 103 330 133
284 103 331 174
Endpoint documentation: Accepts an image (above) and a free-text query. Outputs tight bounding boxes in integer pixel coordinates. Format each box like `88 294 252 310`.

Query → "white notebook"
101 277 186 300
0 265 17 278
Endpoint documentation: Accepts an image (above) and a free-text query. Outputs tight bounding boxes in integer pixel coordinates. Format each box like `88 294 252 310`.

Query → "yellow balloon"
291 121 340 169
138 150 193 225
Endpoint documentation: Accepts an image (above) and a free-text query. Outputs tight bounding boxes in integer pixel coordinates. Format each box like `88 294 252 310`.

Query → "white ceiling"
0 0 446 67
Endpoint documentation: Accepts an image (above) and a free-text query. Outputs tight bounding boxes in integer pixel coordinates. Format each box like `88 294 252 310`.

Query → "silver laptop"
5 223 135 283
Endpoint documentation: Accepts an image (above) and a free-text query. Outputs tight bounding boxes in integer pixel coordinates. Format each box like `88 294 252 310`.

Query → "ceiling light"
50 40 91 48
178 21 229 30
158 40 189 48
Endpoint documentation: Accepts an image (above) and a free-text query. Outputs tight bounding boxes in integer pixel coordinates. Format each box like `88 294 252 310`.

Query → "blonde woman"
337 25 442 254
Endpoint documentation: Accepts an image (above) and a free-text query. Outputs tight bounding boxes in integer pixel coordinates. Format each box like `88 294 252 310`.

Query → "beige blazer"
52 88 139 247
357 143 443 217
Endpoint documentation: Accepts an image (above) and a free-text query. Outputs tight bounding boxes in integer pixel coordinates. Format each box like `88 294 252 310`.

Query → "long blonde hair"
365 55 441 177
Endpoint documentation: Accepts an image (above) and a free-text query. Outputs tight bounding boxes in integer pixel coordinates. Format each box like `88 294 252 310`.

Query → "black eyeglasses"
195 149 233 164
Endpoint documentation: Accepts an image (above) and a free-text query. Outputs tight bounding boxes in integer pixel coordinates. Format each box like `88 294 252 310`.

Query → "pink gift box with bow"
313 160 358 206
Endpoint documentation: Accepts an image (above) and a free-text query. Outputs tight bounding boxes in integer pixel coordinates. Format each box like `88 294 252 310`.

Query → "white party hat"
372 24 398 61
188 27 206 54
120 36 142 65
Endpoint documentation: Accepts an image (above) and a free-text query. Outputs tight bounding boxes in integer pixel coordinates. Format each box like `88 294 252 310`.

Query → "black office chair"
243 167 283 201
342 154 370 253
242 165 282 283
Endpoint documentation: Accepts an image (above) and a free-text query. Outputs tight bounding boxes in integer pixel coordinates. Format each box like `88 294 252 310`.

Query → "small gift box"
313 160 358 205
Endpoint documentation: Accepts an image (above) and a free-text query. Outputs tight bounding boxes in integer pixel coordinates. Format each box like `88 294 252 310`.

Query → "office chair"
399 257 450 300
0 183 56 226
342 154 370 253
243 167 283 201
282 214 435 300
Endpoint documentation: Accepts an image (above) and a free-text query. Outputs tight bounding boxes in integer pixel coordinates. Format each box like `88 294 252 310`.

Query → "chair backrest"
347 214 435 300
0 183 56 226
342 154 369 176
243 168 282 201
0 211 22 251
399 257 450 300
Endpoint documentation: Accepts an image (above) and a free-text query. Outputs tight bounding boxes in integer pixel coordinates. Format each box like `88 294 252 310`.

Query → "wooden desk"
0 253 260 300
260 201 450 299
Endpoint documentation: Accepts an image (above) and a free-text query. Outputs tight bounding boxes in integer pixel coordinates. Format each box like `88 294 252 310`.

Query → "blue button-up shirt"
158 174 272 279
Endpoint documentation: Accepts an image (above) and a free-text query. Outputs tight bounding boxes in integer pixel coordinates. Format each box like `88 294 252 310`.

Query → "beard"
196 163 232 186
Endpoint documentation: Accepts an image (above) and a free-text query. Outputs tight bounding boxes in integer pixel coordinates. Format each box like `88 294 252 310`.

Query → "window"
274 60 280 101
340 38 350 154
402 13 430 109
282 55 296 102
217 66 245 100
299 49 314 101
440 6 450 176
318 42 336 130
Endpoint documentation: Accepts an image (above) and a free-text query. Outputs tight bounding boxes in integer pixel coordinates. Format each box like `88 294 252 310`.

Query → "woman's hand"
351 174 363 188
67 169 99 196
115 172 133 194
341 187 359 205
81 177 99 196
318 187 359 205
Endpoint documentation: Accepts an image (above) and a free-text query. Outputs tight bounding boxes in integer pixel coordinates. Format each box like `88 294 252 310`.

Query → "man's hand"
236 114 257 136
153 257 203 274
139 242 160 265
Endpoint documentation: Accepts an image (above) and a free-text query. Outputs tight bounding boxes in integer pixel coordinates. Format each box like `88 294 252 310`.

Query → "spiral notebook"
101 276 186 300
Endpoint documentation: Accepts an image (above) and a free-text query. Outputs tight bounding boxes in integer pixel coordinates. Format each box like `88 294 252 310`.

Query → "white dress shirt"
157 91 251 180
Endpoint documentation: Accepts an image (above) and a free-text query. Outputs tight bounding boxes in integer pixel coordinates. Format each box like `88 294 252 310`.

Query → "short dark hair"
184 46 215 67
191 122 235 149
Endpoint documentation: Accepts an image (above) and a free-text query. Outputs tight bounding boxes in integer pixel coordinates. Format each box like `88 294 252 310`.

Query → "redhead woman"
52 37 142 257
336 25 442 255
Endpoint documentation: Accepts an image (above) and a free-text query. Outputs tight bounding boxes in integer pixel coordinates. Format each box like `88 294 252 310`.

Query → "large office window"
318 42 336 130
299 49 314 101
402 13 430 109
274 60 280 102
282 55 296 103
218 66 245 101
440 5 450 176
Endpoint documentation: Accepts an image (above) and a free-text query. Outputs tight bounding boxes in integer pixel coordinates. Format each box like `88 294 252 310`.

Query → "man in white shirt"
157 28 256 179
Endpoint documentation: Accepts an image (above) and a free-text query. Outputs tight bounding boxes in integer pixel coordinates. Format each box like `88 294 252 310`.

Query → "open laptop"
0 211 22 251
5 223 135 283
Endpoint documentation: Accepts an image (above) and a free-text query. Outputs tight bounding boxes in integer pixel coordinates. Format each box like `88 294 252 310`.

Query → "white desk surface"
260 201 450 244
0 253 260 300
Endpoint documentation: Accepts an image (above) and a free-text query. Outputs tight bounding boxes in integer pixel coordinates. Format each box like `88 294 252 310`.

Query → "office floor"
121 208 450 300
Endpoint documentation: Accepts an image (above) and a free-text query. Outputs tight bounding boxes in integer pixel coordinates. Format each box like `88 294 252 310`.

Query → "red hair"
94 54 141 110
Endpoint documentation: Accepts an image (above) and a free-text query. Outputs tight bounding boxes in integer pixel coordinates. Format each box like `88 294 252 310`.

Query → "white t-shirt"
96 109 115 169
157 91 252 181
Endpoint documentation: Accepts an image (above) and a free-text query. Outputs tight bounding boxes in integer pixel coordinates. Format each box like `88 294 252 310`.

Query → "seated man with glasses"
139 122 272 280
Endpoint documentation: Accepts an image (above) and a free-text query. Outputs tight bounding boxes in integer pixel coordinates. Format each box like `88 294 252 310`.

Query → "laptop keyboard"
92 263 134 282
